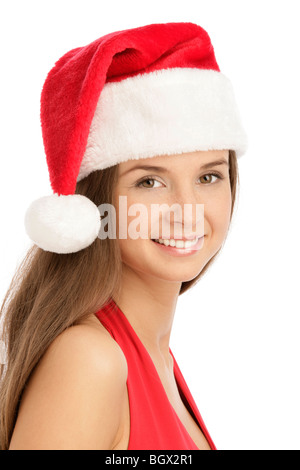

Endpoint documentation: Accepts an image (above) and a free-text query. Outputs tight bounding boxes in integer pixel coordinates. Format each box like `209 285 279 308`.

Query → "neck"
114 264 181 370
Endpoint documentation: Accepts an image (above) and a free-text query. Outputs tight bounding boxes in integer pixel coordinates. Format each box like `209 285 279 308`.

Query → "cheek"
115 195 152 267
118 238 157 278
115 194 151 240
205 186 232 239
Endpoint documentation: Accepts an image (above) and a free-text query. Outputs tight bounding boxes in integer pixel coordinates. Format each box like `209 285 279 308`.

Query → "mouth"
150 236 204 255
151 237 200 249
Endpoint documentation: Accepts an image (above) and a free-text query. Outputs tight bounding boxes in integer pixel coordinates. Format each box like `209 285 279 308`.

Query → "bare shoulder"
45 315 128 379
9 315 128 450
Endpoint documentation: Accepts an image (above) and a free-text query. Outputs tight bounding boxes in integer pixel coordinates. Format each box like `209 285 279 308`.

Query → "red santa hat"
24 22 247 254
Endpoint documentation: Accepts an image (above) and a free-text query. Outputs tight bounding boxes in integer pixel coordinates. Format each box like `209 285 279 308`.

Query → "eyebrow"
119 158 229 177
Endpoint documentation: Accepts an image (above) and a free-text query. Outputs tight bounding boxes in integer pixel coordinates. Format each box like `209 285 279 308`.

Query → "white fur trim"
24 194 101 253
78 67 247 181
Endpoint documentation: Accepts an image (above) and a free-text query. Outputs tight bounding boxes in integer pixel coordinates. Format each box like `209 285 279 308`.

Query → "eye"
135 172 224 189
199 172 224 184
135 177 163 189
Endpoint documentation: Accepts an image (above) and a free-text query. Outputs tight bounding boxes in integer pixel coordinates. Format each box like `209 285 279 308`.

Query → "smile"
152 237 199 249
150 236 205 256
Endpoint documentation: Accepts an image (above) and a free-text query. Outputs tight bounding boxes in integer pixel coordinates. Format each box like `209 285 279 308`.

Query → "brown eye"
199 173 222 184
140 178 155 188
136 177 163 189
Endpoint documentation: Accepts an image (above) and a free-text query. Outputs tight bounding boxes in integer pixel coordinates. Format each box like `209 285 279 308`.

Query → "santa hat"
24 22 247 254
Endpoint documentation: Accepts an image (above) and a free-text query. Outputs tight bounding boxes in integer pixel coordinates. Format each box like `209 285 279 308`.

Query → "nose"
171 181 202 206
163 187 204 238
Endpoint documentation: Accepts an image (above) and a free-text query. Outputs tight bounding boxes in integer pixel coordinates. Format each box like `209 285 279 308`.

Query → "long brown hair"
0 150 239 450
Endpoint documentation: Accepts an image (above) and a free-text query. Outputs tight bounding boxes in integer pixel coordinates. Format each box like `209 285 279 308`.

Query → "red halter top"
95 299 216 450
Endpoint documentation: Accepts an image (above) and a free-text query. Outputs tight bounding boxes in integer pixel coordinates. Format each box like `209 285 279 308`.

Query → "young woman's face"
114 150 232 283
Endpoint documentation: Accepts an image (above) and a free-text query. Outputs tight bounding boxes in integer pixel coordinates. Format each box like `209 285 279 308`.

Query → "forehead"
118 149 230 176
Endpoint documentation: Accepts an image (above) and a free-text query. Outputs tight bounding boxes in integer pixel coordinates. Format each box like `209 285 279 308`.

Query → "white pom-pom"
24 194 101 254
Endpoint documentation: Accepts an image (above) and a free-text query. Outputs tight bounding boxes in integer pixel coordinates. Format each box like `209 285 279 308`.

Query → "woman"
0 22 247 450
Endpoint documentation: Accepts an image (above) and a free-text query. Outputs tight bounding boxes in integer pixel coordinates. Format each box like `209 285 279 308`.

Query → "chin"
149 263 206 283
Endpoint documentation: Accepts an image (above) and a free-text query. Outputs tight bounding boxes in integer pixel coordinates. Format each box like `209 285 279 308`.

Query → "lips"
151 235 204 241
150 236 204 248
150 235 204 256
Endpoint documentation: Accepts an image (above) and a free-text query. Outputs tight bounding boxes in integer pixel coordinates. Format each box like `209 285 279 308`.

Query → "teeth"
153 238 199 249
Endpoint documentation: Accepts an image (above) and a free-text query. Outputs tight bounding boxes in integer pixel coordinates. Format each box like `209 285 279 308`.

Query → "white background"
0 0 299 450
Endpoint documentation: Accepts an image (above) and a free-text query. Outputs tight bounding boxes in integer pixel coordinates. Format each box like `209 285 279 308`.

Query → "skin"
9 149 231 450
112 149 232 449
113 149 231 363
